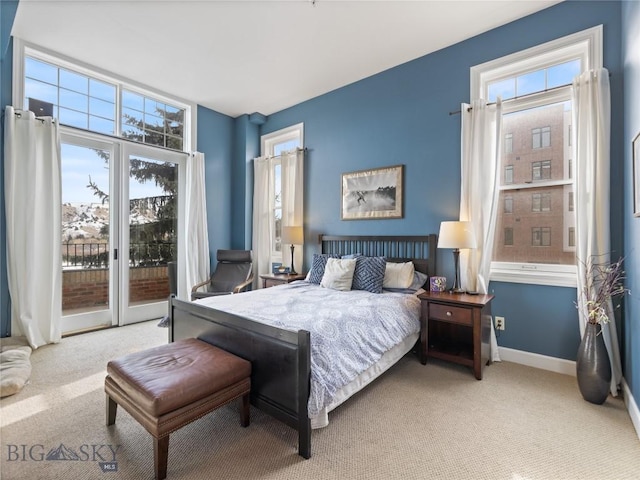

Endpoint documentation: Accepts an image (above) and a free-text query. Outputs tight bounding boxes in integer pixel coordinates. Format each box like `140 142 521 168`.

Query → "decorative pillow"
352 256 386 293
0 346 32 398
410 271 429 290
308 253 340 284
383 261 415 289
320 258 357 291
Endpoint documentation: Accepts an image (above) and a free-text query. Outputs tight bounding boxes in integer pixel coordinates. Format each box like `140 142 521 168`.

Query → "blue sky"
61 144 167 204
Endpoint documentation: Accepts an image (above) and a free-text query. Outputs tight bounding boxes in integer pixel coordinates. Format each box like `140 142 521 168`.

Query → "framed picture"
634 132 640 217
341 165 404 220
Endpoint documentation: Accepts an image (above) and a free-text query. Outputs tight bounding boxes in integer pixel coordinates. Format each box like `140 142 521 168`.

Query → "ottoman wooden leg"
106 394 117 426
240 393 250 427
154 435 169 480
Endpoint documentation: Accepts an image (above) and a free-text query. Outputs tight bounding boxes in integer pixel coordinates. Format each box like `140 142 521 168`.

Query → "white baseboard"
498 347 640 441
622 378 640 441
498 346 577 376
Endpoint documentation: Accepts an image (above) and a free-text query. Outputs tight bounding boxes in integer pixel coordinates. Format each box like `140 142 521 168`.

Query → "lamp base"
289 244 297 275
450 288 466 294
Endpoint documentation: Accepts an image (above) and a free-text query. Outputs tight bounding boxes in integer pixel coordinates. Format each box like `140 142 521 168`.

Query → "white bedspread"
196 281 421 421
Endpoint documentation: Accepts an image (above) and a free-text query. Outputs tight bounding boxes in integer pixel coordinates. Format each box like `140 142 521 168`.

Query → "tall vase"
576 322 611 404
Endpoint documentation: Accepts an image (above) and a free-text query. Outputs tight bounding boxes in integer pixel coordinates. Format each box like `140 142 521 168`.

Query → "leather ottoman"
105 338 251 480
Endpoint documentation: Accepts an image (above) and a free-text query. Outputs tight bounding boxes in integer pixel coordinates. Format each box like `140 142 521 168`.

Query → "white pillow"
383 261 415 289
320 258 357 291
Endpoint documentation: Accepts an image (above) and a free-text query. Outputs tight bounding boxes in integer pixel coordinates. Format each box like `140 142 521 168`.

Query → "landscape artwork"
341 165 403 220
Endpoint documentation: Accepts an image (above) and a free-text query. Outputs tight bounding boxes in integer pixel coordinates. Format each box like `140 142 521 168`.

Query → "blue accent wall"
250 1 624 361
197 105 234 271
0 1 19 337
622 0 640 408
231 115 259 250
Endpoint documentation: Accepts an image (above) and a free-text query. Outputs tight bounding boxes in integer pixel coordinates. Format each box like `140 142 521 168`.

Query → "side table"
418 291 494 380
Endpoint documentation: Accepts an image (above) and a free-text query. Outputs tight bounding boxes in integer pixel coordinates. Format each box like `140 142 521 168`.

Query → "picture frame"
341 165 404 220
634 132 640 217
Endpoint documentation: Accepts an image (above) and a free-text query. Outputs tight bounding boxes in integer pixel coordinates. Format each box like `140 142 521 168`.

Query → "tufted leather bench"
105 338 251 480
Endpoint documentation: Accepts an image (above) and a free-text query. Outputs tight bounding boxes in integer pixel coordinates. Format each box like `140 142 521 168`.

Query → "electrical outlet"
495 316 505 330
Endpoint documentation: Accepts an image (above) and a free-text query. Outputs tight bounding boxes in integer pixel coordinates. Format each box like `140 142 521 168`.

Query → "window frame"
12 39 196 152
260 123 304 264
471 25 602 288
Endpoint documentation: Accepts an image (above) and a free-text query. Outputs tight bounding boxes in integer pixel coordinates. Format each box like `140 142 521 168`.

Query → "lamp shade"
282 226 304 245
437 221 477 249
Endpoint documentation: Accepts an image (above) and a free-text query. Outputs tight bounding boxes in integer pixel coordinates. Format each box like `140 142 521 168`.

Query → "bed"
168 234 437 458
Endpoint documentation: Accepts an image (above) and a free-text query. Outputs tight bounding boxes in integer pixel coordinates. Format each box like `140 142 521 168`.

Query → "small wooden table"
260 272 307 288
418 291 494 380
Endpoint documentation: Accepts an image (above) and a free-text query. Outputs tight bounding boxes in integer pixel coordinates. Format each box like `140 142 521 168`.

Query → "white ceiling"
12 0 561 118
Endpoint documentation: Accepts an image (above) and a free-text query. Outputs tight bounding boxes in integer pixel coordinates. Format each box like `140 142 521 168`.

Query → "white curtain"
252 156 272 288
252 149 304 288
182 152 210 300
572 68 621 396
281 149 304 271
4 106 62 348
459 99 502 362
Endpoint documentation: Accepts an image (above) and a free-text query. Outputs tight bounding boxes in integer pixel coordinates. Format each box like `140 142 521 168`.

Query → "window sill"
490 265 577 288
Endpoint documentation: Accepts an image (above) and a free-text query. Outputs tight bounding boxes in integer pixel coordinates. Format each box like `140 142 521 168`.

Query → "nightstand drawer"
429 303 472 326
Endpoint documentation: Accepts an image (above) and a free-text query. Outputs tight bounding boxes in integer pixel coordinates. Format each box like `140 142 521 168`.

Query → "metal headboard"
319 234 437 277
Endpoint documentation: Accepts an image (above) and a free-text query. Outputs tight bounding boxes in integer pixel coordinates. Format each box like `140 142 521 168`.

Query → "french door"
60 131 185 333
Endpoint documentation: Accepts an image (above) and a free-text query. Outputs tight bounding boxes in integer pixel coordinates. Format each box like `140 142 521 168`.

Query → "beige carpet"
1 320 638 480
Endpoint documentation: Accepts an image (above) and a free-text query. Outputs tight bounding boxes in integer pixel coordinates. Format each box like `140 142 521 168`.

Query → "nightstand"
260 273 307 288
418 291 494 380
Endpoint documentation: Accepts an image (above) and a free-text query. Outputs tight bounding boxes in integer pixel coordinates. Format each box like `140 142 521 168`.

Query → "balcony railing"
62 242 175 269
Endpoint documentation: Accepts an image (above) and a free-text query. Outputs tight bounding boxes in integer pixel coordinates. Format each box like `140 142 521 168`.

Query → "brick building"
494 103 575 265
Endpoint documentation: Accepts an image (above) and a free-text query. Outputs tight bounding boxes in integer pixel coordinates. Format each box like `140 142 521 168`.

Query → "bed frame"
168 234 437 459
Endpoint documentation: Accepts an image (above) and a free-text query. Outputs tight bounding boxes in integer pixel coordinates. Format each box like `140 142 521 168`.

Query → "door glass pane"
61 144 111 315
128 156 178 307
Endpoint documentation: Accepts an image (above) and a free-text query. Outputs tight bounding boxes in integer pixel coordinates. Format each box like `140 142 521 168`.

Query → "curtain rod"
262 147 307 160
449 72 612 116
11 109 57 124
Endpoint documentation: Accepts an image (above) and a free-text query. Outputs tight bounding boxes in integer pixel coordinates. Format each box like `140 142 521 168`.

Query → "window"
505 165 514 184
504 228 514 246
121 90 185 150
471 25 602 287
568 192 574 211
505 133 513 154
532 160 552 181
261 124 304 262
16 43 191 152
568 159 573 179
532 192 551 212
532 227 551 247
25 56 116 135
568 227 575 247
504 196 513 214
532 126 551 149
14 40 192 328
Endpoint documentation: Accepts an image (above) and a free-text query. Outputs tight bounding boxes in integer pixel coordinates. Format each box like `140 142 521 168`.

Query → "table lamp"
437 221 477 293
281 226 304 274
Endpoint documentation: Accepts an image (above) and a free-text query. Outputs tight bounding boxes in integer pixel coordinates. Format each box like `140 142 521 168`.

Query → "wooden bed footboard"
169 234 437 459
168 296 312 458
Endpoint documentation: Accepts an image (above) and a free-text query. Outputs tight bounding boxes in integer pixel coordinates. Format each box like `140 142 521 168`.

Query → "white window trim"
261 123 304 157
471 26 602 288
260 123 304 264
12 38 197 151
